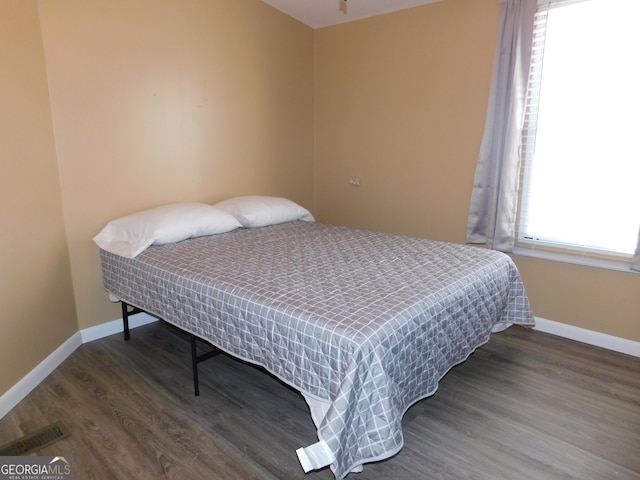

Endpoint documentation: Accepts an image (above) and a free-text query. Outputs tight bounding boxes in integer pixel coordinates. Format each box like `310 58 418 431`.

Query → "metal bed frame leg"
120 301 220 397
190 334 221 397
191 335 201 396
121 301 144 341
121 301 130 341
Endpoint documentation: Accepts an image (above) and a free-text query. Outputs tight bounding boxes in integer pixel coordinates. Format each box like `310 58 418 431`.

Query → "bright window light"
519 0 640 256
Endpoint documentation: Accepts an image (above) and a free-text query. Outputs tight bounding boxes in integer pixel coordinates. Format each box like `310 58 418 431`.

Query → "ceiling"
262 0 442 29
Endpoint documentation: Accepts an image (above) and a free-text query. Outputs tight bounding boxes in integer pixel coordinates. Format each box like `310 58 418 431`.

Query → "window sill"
512 246 638 274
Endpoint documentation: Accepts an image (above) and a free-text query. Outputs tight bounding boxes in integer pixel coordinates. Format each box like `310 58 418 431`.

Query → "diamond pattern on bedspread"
100 221 534 479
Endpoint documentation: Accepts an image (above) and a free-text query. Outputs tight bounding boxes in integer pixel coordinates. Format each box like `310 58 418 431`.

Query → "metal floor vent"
0 422 70 456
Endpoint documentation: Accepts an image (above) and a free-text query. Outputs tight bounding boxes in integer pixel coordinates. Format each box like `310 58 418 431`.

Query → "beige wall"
37 0 315 330
315 0 496 241
0 1 78 395
314 0 640 342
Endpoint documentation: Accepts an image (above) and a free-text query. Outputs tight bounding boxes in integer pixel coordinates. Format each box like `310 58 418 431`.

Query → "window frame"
514 0 638 272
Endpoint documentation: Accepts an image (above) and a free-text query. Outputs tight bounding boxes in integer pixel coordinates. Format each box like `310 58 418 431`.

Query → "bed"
96 198 534 479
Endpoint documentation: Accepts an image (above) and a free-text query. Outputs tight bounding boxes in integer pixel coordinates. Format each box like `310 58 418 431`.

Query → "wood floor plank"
0 323 638 479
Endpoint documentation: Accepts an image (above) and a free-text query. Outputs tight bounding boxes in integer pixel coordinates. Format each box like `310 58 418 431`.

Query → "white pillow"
93 202 242 258
214 196 314 228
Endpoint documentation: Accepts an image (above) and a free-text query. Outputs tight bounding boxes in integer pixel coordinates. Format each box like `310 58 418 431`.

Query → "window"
518 0 640 260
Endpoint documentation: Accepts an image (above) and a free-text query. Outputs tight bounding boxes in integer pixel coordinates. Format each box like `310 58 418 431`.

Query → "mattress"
99 221 534 478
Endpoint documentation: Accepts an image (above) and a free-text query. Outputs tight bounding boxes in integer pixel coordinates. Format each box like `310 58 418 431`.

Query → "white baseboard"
0 313 158 420
80 313 158 343
0 331 82 420
533 317 640 357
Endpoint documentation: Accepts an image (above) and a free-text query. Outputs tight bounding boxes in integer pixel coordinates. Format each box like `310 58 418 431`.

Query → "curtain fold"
466 0 538 252
631 226 640 272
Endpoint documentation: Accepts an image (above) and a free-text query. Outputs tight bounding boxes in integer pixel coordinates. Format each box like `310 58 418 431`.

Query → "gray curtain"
632 227 640 272
466 0 538 252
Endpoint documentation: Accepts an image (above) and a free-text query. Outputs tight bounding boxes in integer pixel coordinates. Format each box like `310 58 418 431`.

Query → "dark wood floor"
1 322 638 480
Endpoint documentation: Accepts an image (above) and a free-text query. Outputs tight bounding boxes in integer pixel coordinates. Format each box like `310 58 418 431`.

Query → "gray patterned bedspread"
99 221 534 478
